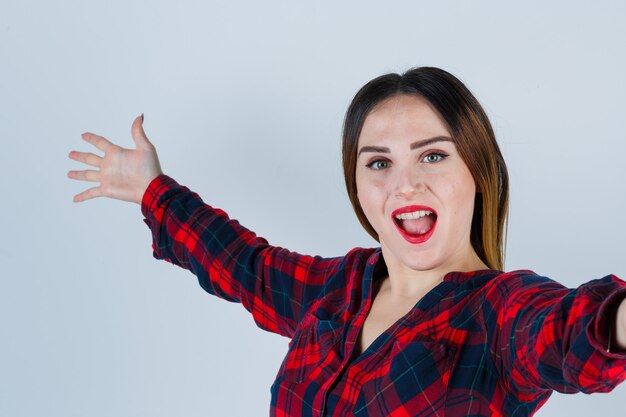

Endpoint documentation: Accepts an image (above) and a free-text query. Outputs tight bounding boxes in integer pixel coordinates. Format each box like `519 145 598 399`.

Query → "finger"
130 114 152 149
68 150 103 167
67 169 100 182
81 132 116 153
73 186 103 203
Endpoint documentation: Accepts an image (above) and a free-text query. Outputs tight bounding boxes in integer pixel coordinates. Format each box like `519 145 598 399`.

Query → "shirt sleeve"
484 271 626 400
140 174 346 339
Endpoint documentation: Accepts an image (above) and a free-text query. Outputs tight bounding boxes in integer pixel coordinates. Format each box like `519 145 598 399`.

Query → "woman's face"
355 94 480 274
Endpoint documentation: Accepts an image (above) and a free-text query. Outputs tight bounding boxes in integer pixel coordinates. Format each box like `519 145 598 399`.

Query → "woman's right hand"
67 114 164 205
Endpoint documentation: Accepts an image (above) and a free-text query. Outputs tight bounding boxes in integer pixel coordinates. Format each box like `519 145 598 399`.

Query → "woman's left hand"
615 297 626 351
67 115 163 204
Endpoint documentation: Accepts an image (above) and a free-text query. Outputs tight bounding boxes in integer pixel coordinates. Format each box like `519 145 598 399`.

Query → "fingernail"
141 113 144 123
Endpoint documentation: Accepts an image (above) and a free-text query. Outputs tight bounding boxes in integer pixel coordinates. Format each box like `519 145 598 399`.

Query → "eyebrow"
357 136 454 157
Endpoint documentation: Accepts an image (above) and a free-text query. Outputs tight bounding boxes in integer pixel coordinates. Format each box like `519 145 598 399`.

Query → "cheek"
441 175 476 217
356 171 387 199
356 175 388 222
448 178 474 196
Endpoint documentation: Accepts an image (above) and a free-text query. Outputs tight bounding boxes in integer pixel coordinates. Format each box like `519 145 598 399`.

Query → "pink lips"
391 205 438 244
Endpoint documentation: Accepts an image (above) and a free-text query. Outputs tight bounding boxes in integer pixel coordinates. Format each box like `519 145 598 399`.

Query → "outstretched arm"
140 174 347 338
485 272 626 398
68 116 347 338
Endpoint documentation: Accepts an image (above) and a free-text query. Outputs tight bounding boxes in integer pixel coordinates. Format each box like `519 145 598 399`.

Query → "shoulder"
341 246 381 268
305 247 381 318
458 269 560 295
485 269 563 291
313 246 379 290
482 270 626 298
479 269 570 310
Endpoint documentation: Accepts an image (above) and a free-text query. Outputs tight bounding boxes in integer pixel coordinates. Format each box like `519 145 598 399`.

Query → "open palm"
67 115 163 204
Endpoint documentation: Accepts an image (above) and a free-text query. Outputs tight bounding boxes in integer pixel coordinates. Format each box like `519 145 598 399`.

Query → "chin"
381 240 442 271
403 257 442 272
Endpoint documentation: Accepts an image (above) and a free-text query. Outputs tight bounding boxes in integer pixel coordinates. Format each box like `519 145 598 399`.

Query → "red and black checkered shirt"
141 174 626 417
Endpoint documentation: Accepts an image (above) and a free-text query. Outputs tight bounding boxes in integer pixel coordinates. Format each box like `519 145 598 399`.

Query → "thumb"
130 114 152 149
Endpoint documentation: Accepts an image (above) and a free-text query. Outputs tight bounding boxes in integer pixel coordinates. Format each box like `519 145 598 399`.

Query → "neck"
378 246 489 302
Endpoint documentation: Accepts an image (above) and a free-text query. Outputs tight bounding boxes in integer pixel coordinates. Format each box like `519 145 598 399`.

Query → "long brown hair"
342 67 509 270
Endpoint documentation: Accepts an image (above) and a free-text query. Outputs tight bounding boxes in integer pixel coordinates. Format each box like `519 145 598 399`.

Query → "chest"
272 274 499 417
355 292 423 356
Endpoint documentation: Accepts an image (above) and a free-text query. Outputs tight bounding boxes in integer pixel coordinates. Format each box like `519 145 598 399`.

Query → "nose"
393 167 426 199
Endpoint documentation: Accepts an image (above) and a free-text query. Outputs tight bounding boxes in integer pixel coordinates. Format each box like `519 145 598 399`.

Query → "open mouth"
391 206 438 244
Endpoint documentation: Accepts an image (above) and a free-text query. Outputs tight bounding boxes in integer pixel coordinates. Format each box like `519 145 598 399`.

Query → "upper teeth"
395 210 433 220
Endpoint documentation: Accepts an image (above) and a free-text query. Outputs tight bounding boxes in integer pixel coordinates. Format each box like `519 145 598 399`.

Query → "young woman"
67 67 626 417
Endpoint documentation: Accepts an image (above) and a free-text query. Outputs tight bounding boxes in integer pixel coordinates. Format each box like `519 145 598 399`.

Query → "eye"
366 159 390 170
422 152 448 163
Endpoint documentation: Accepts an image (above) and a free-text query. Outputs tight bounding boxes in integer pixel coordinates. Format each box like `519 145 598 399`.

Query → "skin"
353 94 497 354
615 297 626 351
355 94 489 301
355 94 626 352
67 115 163 205
67 111 626 352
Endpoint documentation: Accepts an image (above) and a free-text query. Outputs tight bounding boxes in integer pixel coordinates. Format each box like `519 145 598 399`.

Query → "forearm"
489 273 626 395
613 297 626 351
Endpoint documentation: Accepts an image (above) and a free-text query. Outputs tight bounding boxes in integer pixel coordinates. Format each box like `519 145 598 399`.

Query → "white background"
1 0 625 415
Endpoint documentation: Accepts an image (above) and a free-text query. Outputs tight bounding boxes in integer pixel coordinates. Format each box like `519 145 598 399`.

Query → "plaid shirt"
141 174 626 417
